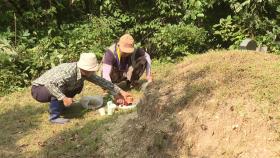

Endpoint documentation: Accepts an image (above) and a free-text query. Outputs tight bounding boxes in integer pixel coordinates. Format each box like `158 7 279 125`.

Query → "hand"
116 98 125 105
146 76 153 83
63 97 73 107
120 90 132 100
114 94 125 105
114 94 133 105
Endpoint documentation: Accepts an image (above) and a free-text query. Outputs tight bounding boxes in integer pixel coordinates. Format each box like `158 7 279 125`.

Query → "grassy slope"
131 50 280 157
1 50 280 157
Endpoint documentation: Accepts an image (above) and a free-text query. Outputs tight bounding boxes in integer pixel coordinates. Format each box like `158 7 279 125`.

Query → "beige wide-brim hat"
77 53 99 71
118 34 135 53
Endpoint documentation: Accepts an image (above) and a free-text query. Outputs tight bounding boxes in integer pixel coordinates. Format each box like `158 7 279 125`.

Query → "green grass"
0 86 140 157
0 59 172 157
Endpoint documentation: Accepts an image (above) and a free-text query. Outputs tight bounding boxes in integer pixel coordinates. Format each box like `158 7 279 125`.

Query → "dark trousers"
31 85 83 120
110 55 147 84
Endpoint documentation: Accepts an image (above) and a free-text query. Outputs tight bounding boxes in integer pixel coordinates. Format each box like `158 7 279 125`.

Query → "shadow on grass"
4 65 216 157
33 66 217 157
31 114 120 158
166 65 215 113
62 103 89 119
133 65 217 157
0 104 46 157
0 102 93 157
139 65 215 118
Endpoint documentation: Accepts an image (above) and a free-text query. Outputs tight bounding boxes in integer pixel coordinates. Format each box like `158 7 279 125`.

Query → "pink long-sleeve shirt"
102 47 151 82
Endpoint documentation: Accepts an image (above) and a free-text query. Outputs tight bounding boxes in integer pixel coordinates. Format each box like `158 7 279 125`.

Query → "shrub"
0 39 27 95
0 17 120 96
149 24 208 60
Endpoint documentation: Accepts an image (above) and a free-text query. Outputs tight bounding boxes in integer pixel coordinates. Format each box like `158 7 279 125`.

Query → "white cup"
98 107 106 116
107 101 117 115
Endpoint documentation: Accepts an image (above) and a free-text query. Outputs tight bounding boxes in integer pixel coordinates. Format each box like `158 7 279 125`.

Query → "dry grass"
0 66 152 157
111 50 280 157
0 85 115 157
2 50 280 157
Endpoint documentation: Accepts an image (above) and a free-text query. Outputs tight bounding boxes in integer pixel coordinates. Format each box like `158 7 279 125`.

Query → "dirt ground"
97 50 280 157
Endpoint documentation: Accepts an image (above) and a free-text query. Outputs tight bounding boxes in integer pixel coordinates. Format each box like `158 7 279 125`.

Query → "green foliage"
256 28 280 54
182 0 215 21
1 0 280 95
0 40 27 94
212 0 280 51
62 17 119 59
150 24 207 60
0 16 119 96
213 16 246 49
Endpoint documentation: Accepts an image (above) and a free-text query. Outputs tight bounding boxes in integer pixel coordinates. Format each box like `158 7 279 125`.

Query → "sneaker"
50 118 70 124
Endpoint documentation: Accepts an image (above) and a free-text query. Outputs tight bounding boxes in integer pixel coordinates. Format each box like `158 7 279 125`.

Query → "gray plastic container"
79 96 103 110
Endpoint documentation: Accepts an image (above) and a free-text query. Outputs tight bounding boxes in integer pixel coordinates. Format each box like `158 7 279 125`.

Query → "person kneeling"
102 34 152 88
31 52 131 124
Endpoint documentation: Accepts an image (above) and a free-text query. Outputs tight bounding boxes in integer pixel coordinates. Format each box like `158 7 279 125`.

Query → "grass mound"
113 50 280 157
1 50 280 157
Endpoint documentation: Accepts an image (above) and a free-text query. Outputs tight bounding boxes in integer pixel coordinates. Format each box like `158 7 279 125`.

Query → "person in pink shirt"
102 34 152 88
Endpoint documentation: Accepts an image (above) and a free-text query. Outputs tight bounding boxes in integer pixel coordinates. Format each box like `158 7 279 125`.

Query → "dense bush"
0 17 119 96
1 0 280 95
0 40 26 94
211 0 280 52
149 24 207 60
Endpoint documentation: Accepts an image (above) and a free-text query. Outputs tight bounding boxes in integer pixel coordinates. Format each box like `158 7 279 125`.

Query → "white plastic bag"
79 96 103 110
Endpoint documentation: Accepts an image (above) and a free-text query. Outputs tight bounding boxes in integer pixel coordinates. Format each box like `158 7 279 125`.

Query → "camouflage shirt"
32 62 121 100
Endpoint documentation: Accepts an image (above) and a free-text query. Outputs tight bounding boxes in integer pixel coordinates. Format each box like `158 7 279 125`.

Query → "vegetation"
1 0 280 95
1 51 280 157
0 61 157 157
